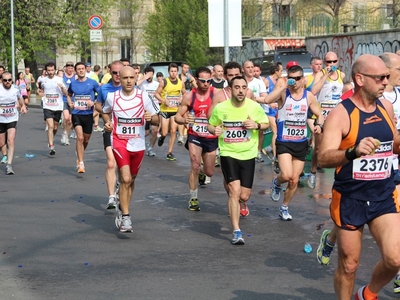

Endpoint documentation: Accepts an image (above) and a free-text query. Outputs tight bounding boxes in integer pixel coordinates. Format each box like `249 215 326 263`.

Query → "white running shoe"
106 195 117 209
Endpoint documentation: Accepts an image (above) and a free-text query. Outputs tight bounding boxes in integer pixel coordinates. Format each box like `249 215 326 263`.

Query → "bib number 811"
122 127 136 134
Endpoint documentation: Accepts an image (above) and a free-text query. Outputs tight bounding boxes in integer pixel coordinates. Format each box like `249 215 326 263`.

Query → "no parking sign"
88 15 103 30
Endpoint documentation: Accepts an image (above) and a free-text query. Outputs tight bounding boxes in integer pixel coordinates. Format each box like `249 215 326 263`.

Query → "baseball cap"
286 61 299 70
85 62 91 67
156 72 163 77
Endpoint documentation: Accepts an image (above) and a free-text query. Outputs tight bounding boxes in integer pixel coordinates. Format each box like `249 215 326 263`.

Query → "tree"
143 0 222 68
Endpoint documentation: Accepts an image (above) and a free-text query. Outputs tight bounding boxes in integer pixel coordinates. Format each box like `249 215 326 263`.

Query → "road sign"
88 15 103 30
90 30 103 42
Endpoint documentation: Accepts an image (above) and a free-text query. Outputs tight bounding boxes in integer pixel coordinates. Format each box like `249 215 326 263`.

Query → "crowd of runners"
1 50 400 299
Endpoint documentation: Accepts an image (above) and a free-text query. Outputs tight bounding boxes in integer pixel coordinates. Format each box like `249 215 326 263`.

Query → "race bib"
74 95 91 110
352 141 393 180
320 101 339 119
282 120 307 141
193 117 212 138
166 96 181 108
45 93 59 106
223 121 251 143
116 117 143 139
0 102 16 117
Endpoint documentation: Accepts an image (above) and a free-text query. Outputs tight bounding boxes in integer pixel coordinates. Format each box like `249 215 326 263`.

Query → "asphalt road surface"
0 107 399 300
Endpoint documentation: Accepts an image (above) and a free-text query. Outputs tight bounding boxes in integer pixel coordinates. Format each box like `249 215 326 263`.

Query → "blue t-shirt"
97 82 122 104
63 74 76 103
68 78 99 115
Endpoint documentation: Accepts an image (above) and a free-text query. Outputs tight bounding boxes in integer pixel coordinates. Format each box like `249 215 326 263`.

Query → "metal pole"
224 0 229 63
11 0 15 79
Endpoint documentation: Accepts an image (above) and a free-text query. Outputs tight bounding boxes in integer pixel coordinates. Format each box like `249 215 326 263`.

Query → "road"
0 106 398 300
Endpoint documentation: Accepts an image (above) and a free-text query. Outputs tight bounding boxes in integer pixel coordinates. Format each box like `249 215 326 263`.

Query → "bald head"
352 54 389 89
120 66 136 93
324 52 338 62
379 52 400 68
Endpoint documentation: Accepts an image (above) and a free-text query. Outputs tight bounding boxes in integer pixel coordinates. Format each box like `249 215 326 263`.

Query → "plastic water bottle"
304 243 312 253
330 66 337 73
287 78 296 86
25 153 36 158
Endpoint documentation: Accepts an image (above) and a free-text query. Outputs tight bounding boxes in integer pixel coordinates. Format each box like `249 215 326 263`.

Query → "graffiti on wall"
311 34 400 82
230 39 264 65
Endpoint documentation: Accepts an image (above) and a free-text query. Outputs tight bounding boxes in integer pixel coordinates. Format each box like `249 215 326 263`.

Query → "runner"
175 66 217 211
318 54 400 300
95 60 123 209
0 72 27 174
23 67 35 108
37 62 68 155
208 75 269 245
264 64 323 220
138 66 160 157
154 63 186 161
67 62 99 173
102 66 159 233
61 61 75 146
210 64 226 90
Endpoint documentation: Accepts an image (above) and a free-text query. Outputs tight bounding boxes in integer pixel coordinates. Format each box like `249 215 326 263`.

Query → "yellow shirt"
160 77 183 113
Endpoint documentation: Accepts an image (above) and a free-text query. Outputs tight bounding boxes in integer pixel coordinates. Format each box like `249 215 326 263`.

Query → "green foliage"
144 0 223 69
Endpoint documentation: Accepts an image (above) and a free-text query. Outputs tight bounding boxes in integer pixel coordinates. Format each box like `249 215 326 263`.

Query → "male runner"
67 62 99 173
175 66 217 211
0 72 27 174
102 66 159 233
208 76 269 245
265 65 323 220
155 63 186 161
61 61 75 146
37 62 68 155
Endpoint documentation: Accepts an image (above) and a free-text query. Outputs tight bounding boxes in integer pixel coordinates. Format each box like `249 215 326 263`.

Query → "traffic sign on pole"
88 15 103 30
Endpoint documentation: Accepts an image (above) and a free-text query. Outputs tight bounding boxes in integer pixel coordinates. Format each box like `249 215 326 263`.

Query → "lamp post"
11 0 15 79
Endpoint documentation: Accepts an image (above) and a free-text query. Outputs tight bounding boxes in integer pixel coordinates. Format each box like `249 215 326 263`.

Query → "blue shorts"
330 188 400 230
185 134 218 154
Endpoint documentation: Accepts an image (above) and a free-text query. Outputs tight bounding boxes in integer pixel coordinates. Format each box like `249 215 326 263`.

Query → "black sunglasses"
325 60 338 64
2 79 12 82
287 76 302 81
112 71 119 75
360 73 390 81
198 78 212 83
65 64 74 67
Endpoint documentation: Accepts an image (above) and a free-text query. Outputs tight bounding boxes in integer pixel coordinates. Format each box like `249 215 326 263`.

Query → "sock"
274 178 281 186
311 171 316 175
281 204 288 209
190 189 198 199
363 285 377 300
122 214 130 217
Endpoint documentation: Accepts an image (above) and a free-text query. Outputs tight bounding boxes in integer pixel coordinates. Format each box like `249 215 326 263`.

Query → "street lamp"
11 0 15 79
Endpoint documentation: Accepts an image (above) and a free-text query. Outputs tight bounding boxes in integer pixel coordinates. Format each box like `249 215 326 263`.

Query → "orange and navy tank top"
188 87 217 139
333 99 395 201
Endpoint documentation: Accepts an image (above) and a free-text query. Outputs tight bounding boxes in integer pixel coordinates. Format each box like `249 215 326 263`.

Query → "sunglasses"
2 79 12 82
111 71 119 75
360 73 390 81
287 76 302 81
65 64 74 67
198 78 212 84
325 60 338 64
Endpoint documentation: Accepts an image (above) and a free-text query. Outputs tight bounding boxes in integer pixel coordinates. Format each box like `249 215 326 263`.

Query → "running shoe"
273 158 280 174
231 230 245 245
5 164 14 175
115 202 122 228
270 178 281 202
77 162 85 173
394 273 400 293
61 132 67 145
354 286 378 300
146 148 156 157
279 205 292 221
115 181 120 196
256 151 264 162
49 145 56 156
1 155 8 164
205 176 211 184
188 198 200 211
198 172 206 185
70 130 77 139
239 200 249 217
317 229 335 265
93 126 103 132
158 136 165 147
119 215 133 233
177 135 184 145
45 125 48 132
308 172 316 189
166 153 176 161
64 137 70 145
106 195 117 209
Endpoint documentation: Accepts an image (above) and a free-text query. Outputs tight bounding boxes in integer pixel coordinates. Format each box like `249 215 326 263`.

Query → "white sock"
190 189 198 199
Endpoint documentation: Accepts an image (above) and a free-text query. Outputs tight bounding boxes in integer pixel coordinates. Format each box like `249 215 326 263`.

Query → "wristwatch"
257 123 261 130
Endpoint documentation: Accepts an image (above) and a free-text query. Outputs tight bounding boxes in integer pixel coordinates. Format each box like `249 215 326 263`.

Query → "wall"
306 29 400 82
